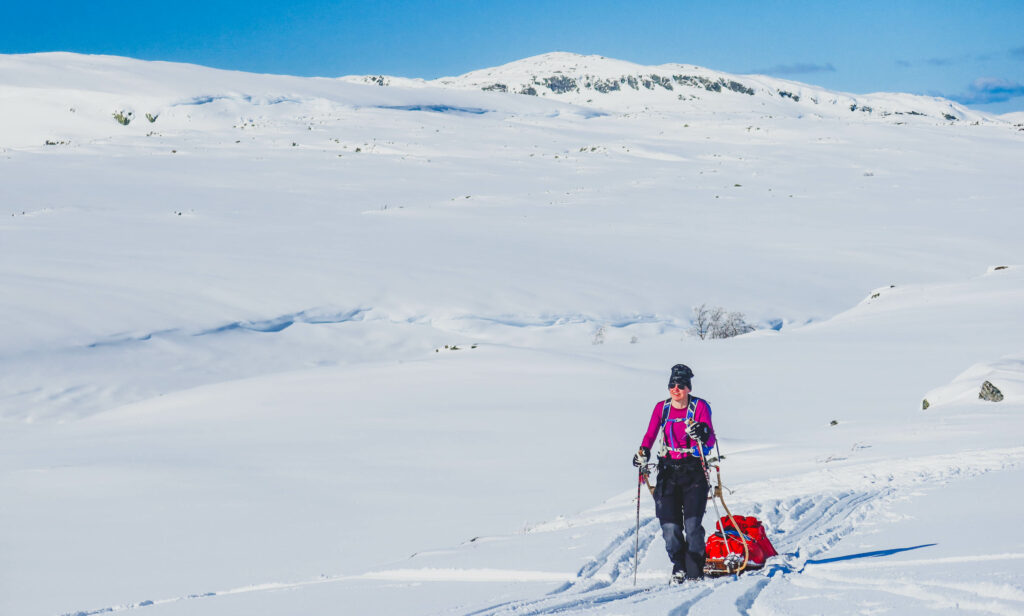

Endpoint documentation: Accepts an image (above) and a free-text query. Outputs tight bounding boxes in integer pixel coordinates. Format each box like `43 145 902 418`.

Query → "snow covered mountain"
1 52 1023 616
0 51 1004 151
345 51 988 121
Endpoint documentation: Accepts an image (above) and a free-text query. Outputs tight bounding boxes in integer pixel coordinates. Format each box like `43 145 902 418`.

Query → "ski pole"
634 468 642 585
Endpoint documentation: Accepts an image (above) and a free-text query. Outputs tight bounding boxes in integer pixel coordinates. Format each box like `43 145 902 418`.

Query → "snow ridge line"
76 308 690 352
84 307 372 349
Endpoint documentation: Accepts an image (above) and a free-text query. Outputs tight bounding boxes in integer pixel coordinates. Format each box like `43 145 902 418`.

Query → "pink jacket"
640 396 716 459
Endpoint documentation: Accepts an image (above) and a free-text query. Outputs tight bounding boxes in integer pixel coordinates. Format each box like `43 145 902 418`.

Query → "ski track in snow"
55 448 1024 616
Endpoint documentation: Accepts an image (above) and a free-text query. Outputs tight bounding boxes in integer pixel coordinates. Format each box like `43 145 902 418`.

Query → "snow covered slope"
1 52 1022 616
348 52 992 121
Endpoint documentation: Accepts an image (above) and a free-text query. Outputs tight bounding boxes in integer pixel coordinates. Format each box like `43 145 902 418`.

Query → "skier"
633 364 716 583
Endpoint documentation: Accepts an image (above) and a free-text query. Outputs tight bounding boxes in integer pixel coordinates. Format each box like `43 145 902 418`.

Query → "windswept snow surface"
1 53 1023 616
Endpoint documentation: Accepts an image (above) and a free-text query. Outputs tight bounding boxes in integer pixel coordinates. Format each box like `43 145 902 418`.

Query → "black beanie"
668 364 694 389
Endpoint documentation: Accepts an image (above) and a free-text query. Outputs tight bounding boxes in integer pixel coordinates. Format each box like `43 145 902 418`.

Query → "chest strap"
659 397 701 456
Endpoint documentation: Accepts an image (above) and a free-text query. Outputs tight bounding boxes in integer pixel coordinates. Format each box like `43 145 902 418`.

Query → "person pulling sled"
633 364 715 583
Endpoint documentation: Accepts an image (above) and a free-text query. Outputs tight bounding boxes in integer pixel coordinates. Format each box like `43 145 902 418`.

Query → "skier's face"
668 384 690 403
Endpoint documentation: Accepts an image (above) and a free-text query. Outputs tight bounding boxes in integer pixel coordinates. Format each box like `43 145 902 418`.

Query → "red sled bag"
705 515 778 574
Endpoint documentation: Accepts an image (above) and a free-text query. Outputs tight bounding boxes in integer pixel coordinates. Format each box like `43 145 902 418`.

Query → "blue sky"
4 0 1023 113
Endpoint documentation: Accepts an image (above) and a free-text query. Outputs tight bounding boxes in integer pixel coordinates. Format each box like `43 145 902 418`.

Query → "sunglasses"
668 382 689 391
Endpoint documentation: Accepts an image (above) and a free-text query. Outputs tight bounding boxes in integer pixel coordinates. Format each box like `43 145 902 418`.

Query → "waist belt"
658 456 701 468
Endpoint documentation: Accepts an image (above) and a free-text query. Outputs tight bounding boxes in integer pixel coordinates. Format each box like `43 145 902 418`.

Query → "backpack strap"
660 396 704 457
687 396 698 422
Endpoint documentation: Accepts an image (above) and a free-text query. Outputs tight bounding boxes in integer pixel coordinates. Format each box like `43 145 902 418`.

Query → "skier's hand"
632 446 650 468
686 421 710 444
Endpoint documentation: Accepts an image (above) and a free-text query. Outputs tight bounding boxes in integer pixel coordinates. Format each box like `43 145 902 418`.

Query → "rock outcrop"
979 381 1004 402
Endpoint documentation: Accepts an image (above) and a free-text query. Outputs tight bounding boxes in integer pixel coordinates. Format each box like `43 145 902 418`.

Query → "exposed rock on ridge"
343 52 984 122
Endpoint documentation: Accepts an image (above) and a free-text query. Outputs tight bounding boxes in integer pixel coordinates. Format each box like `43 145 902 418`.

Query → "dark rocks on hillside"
541 75 578 94
589 78 621 93
979 381 1004 402
643 74 674 90
778 90 800 102
487 70 755 99
724 80 755 95
922 399 930 410
672 75 754 95
674 74 718 91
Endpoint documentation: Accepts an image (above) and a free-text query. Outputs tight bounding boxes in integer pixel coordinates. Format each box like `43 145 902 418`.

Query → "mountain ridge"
0 50 1007 151
341 51 987 122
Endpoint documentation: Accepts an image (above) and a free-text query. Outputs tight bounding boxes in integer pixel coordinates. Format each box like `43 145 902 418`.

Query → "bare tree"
688 304 723 340
689 304 755 340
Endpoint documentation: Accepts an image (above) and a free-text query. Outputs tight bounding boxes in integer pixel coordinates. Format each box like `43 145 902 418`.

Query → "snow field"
1 52 1023 615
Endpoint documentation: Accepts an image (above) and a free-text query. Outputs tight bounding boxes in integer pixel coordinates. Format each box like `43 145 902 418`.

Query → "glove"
632 446 650 468
686 421 710 445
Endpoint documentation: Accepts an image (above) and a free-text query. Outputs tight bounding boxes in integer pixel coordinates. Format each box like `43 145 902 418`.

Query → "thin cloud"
949 77 1024 105
900 47 1024 69
749 62 836 75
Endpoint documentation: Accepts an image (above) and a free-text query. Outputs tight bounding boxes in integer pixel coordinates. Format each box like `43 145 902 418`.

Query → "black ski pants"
653 460 708 579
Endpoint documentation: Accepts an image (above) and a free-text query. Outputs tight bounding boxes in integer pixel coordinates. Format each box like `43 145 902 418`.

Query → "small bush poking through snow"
112 110 133 126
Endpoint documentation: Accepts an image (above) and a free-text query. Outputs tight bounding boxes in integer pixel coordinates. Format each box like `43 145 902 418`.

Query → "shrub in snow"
112 110 133 126
689 304 756 340
713 311 756 338
145 113 158 123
